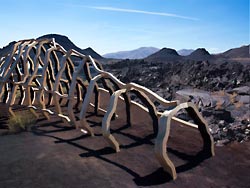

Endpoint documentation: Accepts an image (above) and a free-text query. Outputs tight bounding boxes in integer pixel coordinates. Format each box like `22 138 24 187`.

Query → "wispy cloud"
87 6 199 21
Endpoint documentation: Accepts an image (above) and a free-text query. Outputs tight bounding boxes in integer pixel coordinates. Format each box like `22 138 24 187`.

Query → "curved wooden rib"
102 89 126 152
23 39 55 118
37 44 66 119
67 59 86 127
0 39 104 124
0 40 38 115
155 102 215 180
78 65 178 134
101 86 160 152
3 39 56 117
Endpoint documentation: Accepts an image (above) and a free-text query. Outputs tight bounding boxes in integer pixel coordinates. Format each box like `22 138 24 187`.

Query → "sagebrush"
7 111 36 133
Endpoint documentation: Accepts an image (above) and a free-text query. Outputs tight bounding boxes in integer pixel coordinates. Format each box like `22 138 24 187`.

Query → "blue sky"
0 0 249 54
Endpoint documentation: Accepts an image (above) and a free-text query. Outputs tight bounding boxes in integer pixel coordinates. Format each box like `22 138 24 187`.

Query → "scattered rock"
176 89 212 106
216 139 230 147
222 127 228 132
230 86 250 95
245 129 250 135
213 109 234 123
237 95 250 104
105 59 250 145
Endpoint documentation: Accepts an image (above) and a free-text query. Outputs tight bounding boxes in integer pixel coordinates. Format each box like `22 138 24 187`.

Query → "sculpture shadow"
168 148 212 173
0 117 8 129
31 118 209 187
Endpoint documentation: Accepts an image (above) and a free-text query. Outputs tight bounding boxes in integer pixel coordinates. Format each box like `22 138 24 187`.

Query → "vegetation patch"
7 111 37 133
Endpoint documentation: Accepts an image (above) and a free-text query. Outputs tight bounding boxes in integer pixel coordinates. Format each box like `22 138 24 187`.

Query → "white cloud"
87 6 199 21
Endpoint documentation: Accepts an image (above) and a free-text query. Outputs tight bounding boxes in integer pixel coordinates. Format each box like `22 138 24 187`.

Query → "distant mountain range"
103 47 195 59
145 47 213 62
144 45 249 63
103 47 159 59
0 34 249 64
177 49 195 56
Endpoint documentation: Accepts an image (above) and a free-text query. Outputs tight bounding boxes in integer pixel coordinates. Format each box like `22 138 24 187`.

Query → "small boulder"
238 95 250 104
229 86 250 95
213 109 234 123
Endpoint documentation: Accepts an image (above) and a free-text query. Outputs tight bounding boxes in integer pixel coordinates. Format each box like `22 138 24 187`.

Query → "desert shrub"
7 111 36 133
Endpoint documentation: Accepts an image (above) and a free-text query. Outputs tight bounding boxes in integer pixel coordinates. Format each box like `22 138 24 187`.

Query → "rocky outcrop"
175 87 249 145
229 86 250 95
105 59 250 145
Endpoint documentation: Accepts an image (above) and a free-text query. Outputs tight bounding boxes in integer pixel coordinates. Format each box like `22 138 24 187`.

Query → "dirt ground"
0 97 250 188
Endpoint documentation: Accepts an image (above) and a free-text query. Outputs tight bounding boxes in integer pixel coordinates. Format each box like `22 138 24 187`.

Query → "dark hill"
145 48 182 62
0 34 103 60
0 41 16 57
220 45 249 58
38 34 103 59
186 48 212 61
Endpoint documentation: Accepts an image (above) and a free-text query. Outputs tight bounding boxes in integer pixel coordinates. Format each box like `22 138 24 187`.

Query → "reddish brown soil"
0 95 249 188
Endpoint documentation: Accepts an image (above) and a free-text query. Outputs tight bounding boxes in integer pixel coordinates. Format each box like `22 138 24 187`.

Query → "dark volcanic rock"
106 59 250 93
105 57 250 145
213 109 234 123
202 108 234 123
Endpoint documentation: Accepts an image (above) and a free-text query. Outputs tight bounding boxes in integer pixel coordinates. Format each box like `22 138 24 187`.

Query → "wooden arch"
155 102 215 179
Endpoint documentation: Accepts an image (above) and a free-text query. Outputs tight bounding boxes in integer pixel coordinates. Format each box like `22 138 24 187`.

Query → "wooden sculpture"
0 38 214 180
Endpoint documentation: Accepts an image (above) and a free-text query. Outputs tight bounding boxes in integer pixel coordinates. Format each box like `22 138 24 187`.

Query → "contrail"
88 6 199 21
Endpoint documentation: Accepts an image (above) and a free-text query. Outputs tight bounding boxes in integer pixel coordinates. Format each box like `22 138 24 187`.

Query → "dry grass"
229 92 238 104
215 100 223 110
214 90 239 110
7 110 37 133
